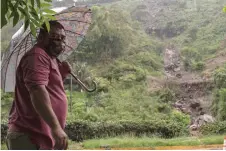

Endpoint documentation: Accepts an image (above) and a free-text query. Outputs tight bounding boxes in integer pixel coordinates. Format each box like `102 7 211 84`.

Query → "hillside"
66 0 226 135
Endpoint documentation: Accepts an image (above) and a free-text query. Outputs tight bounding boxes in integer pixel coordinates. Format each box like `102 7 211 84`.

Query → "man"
6 21 71 150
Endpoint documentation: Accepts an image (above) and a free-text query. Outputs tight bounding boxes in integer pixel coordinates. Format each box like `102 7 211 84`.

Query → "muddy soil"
163 47 216 135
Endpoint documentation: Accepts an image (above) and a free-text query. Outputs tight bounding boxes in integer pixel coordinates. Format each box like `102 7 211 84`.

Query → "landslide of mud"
162 47 216 134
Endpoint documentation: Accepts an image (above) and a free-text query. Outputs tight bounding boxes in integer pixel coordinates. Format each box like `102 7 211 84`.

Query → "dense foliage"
1 0 56 36
200 121 226 135
212 64 226 121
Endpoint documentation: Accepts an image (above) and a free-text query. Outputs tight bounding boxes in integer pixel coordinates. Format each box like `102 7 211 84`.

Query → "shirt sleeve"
22 53 51 89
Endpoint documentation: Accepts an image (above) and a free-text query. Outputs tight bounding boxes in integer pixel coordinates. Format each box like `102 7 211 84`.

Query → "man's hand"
52 127 68 150
61 61 72 73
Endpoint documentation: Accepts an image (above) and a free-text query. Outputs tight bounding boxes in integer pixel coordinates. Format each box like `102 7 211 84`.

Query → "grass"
75 134 225 149
1 135 224 149
1 143 8 150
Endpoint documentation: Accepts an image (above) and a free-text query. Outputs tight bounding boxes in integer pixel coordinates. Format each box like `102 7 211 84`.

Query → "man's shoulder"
29 45 49 57
24 45 50 60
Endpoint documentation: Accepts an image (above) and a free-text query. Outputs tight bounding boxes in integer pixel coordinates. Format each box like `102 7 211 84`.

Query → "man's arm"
58 60 72 80
29 85 61 130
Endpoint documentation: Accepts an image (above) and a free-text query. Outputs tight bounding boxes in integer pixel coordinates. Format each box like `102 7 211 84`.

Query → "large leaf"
18 6 27 16
1 16 8 28
43 14 56 21
13 11 20 27
13 1 20 9
1 0 8 28
41 2 52 8
30 18 40 27
8 1 14 12
36 0 41 8
24 18 30 31
45 19 50 32
43 9 56 14
29 6 40 20
30 22 37 37
30 0 35 7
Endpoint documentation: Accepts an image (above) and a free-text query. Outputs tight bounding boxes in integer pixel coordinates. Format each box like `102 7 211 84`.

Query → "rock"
191 114 215 129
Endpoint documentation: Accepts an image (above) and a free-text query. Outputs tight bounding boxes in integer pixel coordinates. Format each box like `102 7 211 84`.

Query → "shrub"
192 61 205 71
158 88 176 103
200 121 226 135
213 66 226 89
212 88 226 121
0 119 190 143
64 120 189 142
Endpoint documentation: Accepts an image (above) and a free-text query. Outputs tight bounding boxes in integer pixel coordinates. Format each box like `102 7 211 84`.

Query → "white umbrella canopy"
1 6 92 92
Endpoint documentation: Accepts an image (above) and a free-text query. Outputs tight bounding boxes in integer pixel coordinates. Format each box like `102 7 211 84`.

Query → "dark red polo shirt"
8 44 69 149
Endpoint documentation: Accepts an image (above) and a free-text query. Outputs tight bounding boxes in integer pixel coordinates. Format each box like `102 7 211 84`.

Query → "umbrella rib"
12 33 31 55
1 33 28 86
65 30 85 36
65 44 76 51
18 34 33 55
1 37 25 69
16 34 29 69
57 19 91 24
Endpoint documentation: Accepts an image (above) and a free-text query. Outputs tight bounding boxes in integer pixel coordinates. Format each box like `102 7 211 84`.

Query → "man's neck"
35 43 56 59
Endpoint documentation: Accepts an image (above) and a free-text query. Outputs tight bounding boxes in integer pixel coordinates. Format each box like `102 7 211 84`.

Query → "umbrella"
1 6 96 92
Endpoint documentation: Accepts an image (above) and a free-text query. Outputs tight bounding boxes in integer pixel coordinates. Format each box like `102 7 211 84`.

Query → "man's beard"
47 40 65 57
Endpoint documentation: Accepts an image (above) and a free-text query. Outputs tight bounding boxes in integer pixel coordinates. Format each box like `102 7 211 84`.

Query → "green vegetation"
212 64 226 121
81 134 225 149
1 90 13 123
65 115 189 142
1 0 56 36
201 121 226 135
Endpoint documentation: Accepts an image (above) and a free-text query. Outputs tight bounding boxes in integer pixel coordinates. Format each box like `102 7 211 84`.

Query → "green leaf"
19 1 27 5
30 18 40 27
45 20 50 32
223 6 226 13
6 10 12 19
1 0 8 23
1 16 7 28
20 12 25 20
36 0 41 8
41 2 52 8
8 1 14 11
24 18 30 31
42 9 56 14
13 11 20 27
30 12 40 21
29 6 40 20
31 12 40 21
9 11 14 19
14 1 20 9
44 0 52 2
30 0 35 7
30 22 37 37
44 14 56 21
18 7 27 16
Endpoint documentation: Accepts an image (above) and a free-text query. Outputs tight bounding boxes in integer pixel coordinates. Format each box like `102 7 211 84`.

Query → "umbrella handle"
69 71 97 92
57 59 96 92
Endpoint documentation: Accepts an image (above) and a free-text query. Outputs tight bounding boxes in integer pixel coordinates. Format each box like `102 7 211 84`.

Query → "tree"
1 0 56 36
